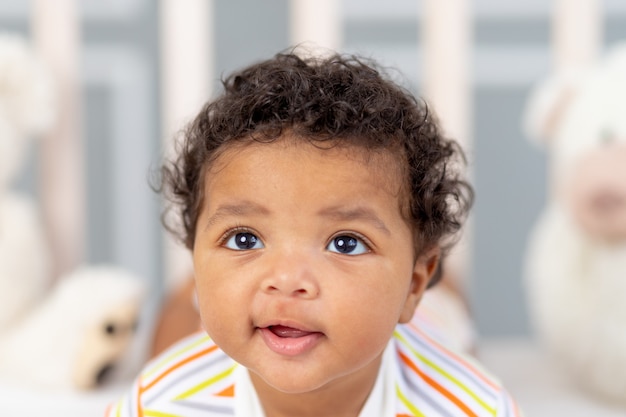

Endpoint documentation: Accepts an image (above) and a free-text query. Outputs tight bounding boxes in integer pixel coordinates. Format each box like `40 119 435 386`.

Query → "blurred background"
1 0 626 415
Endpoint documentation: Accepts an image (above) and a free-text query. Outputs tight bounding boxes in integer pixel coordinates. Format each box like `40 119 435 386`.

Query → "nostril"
261 273 320 297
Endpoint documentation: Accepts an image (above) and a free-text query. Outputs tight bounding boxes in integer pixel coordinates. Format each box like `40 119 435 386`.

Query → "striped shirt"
106 321 521 417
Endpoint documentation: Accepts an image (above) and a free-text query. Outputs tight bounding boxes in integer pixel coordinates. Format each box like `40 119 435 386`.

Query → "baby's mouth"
268 325 316 338
259 325 324 356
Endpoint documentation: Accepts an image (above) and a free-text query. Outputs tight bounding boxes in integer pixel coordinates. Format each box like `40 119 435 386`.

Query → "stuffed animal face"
562 143 626 242
525 43 626 244
72 300 140 389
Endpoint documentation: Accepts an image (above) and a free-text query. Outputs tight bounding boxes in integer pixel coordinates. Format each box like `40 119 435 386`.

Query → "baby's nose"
260 253 320 299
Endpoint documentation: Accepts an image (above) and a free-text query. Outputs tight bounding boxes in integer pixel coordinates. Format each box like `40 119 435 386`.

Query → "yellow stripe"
144 410 183 417
175 364 238 400
144 334 211 378
115 398 122 417
395 331 495 416
396 384 426 417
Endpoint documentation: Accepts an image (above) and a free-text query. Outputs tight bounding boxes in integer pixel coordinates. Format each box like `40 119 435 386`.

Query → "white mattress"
0 378 125 417
478 338 626 417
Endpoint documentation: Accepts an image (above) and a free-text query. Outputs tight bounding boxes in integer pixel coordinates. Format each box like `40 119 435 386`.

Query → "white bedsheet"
478 337 626 417
0 377 125 417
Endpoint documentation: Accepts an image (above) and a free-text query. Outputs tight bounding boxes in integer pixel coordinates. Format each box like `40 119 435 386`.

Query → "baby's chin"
246 351 383 398
247 364 340 395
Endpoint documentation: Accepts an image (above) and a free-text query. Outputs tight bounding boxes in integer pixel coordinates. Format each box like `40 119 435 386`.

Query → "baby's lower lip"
258 325 323 356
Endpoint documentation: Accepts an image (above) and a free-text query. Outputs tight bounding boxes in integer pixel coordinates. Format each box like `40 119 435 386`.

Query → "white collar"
233 364 264 417
234 339 396 417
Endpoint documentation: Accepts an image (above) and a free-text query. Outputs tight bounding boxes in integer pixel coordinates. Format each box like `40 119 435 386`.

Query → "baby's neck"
249 355 382 417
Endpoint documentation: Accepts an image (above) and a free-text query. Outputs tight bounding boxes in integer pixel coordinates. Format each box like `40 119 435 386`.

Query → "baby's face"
192 135 436 395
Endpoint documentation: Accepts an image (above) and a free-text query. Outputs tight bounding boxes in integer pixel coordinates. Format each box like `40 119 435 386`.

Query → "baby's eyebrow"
205 201 270 227
317 206 391 235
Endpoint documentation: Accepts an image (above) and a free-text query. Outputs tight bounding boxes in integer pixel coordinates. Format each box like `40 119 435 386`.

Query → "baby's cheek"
195 290 224 330
348 303 398 341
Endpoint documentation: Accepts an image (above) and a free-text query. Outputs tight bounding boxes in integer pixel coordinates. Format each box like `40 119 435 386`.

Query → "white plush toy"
0 265 145 390
0 33 55 334
0 34 147 391
524 42 626 404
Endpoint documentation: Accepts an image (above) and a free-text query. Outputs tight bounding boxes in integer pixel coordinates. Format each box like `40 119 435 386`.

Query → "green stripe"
175 364 238 400
395 331 496 416
396 383 426 417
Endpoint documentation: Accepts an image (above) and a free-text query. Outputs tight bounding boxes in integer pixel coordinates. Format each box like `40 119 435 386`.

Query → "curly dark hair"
160 51 473 287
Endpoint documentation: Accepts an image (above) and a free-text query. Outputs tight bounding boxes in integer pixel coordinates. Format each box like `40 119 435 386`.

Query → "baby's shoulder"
393 324 520 416
142 331 226 379
107 331 239 416
130 332 237 415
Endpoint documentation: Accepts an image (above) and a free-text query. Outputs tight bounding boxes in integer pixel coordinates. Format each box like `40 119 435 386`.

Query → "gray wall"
1 0 163 294
3 0 626 337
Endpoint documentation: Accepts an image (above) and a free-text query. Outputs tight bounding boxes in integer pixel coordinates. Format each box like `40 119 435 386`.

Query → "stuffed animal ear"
0 34 56 137
522 70 584 148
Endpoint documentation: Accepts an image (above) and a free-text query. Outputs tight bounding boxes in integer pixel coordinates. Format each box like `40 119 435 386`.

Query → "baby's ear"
398 246 441 324
523 70 584 148
421 247 442 284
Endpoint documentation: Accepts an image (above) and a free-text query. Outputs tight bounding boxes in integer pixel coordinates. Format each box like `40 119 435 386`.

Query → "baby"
107 51 520 417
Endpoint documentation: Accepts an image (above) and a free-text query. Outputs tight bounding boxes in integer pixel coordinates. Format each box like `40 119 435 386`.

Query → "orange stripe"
408 322 500 391
215 384 235 397
105 403 112 416
137 376 144 417
140 345 218 394
399 351 478 417
512 397 522 417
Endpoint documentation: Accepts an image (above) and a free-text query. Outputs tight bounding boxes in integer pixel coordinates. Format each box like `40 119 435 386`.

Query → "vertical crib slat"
289 0 342 55
421 0 473 285
32 0 85 280
553 0 602 73
159 0 214 289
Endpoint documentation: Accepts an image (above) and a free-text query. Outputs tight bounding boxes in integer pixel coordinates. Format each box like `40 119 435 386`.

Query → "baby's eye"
224 232 264 250
327 235 369 255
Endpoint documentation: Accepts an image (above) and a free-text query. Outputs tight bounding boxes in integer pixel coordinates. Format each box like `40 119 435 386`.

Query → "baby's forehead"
200 136 412 224
213 133 403 165
208 135 403 184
